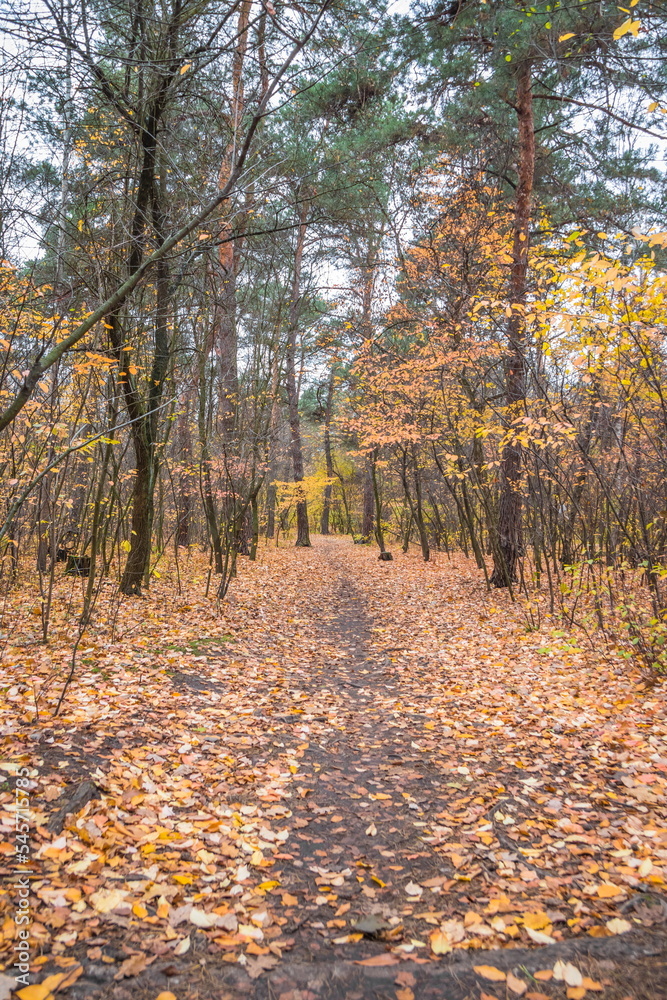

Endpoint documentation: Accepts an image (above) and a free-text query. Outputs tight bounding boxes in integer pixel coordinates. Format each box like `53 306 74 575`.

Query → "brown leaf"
113 952 156 980
245 955 279 979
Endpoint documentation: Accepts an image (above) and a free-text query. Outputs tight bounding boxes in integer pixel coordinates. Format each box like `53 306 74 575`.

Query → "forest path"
25 537 667 1000
149 538 667 1000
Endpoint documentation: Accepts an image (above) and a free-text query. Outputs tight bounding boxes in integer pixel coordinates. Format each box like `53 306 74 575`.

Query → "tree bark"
490 59 535 588
362 466 374 540
370 450 387 554
176 390 193 547
285 199 310 547
215 0 251 442
320 369 335 535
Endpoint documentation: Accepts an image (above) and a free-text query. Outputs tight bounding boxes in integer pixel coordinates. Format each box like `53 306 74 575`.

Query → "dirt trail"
29 538 667 999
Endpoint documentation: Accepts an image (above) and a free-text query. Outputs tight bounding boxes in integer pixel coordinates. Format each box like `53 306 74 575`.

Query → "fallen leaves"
429 929 452 955
89 888 128 914
353 953 400 966
16 965 85 1000
553 960 583 987
605 917 632 934
114 952 156 980
1 541 666 994
474 965 506 982
506 971 527 995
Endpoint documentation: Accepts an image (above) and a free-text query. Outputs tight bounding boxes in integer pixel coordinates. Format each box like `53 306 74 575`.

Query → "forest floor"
2 537 667 1000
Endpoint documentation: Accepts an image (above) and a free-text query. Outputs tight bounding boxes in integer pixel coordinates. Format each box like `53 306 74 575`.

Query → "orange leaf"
473 966 506 982
596 882 623 898
507 971 527 995
354 954 400 967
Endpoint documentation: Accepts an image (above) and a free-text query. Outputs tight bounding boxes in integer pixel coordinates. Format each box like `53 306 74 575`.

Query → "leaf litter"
0 538 666 998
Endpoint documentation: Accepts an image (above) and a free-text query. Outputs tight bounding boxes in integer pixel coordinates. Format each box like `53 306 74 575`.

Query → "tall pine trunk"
286 200 310 547
490 59 535 588
215 0 251 443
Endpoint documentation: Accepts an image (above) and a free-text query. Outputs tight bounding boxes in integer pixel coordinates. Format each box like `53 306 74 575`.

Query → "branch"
534 92 667 142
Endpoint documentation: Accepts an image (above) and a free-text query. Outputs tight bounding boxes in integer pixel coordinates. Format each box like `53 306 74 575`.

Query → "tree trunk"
320 369 335 535
412 445 430 562
121 430 154 594
215 0 251 443
198 353 223 574
285 199 310 547
176 391 193 547
265 335 283 539
362 466 374 539
370 451 390 557
119 163 171 595
490 59 535 588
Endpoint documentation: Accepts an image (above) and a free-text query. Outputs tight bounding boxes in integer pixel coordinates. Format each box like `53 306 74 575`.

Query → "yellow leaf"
559 32 575 41
429 929 452 955
257 880 280 891
523 911 550 930
648 101 659 112
132 903 148 918
613 17 640 40
17 976 65 1000
638 858 653 877
474 966 506 982
597 882 623 898
155 994 178 1000
90 888 127 913
180 63 192 74
605 917 632 934
173 875 192 885
120 539 132 552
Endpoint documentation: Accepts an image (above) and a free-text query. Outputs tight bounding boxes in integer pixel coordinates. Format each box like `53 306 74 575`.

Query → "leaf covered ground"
1 538 667 999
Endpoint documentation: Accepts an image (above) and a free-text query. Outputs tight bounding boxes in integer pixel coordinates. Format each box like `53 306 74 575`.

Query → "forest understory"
2 538 667 1000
